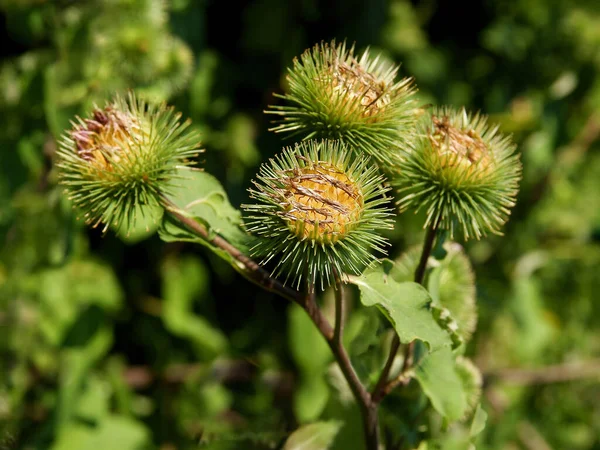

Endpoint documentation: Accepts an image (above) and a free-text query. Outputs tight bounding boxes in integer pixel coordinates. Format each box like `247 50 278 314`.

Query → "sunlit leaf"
414 347 467 422
350 260 450 351
283 421 342 450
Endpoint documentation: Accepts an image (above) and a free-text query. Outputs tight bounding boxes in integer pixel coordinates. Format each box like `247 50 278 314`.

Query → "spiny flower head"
266 40 416 165
243 140 394 290
56 92 201 232
394 107 521 240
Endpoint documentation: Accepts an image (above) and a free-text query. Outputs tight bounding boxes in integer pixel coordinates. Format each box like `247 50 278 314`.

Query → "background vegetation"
1 0 599 449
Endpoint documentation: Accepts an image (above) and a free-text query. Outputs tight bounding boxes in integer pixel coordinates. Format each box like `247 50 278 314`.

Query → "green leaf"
470 405 487 438
160 167 249 249
350 260 450 351
159 167 252 271
394 243 478 345
414 347 467 422
283 421 342 450
161 256 227 358
52 416 151 450
75 376 110 422
57 326 114 429
288 303 331 373
289 303 331 423
34 259 123 346
294 376 330 423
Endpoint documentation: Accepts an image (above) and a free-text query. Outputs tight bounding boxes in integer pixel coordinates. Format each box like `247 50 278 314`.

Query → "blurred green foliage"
1 0 599 449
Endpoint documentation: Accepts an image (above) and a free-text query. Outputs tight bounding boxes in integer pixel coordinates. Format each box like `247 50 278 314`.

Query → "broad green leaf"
283 421 342 450
52 416 151 450
159 167 250 252
414 347 467 422
394 243 478 345
288 303 331 373
343 309 386 384
162 256 227 357
428 434 472 450
351 260 450 351
57 326 113 429
289 303 331 423
75 376 110 422
469 405 487 438
34 259 122 346
294 376 330 423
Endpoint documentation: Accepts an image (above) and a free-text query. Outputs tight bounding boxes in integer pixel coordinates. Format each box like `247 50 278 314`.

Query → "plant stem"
372 225 438 403
162 198 301 303
333 268 345 346
303 290 379 450
163 200 379 449
413 224 438 285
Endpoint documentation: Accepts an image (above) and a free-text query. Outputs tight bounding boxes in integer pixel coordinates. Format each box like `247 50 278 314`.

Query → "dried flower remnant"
429 115 494 179
324 53 392 120
71 105 149 173
278 162 364 243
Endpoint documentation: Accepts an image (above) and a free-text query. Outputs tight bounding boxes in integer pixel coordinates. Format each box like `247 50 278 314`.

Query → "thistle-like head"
394 107 522 239
243 140 394 290
266 40 416 165
56 93 201 232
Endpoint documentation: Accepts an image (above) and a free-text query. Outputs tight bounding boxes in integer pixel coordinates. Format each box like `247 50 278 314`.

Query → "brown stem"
333 269 345 346
163 199 379 449
303 290 379 449
372 225 438 403
371 335 400 403
162 198 301 304
413 225 438 285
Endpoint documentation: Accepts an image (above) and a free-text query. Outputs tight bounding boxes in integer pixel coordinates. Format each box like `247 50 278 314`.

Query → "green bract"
394 107 522 240
243 140 393 290
266 40 416 165
56 93 201 232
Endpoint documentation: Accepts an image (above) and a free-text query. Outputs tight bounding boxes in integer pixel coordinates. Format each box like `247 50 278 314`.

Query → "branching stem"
163 198 379 449
162 197 301 303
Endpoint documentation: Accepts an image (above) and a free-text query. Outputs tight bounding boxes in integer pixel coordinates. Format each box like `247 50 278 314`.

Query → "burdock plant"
57 93 201 232
243 139 393 290
55 41 522 450
266 40 416 165
394 106 522 240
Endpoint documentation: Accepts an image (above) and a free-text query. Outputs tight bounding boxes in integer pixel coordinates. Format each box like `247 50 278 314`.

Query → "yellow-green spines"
394 107 522 240
243 140 394 290
266 40 417 165
56 93 201 232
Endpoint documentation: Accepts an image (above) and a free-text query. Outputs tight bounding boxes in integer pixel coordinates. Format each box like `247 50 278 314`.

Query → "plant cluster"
52 37 521 450
3 1 599 449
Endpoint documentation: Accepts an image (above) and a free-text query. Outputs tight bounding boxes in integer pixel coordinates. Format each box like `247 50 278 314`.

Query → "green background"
1 0 599 449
